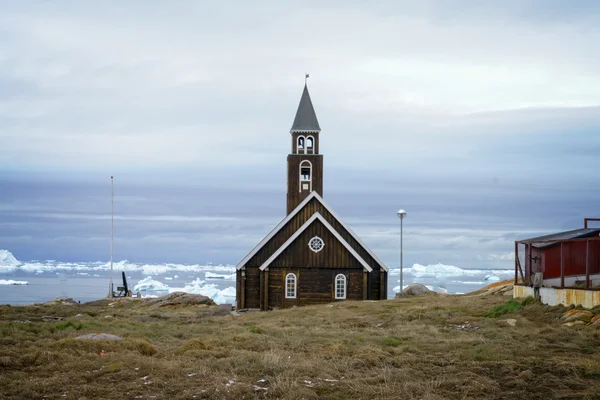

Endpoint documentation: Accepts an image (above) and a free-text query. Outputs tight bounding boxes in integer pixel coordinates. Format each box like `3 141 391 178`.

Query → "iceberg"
205 272 235 280
0 250 21 270
406 263 465 277
0 279 28 285
133 277 169 292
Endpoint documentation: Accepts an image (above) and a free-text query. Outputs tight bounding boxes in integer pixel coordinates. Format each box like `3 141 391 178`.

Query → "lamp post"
397 209 406 295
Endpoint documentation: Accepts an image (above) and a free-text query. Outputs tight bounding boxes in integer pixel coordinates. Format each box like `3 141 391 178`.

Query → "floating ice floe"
0 279 29 285
205 272 235 280
133 277 169 292
391 263 513 278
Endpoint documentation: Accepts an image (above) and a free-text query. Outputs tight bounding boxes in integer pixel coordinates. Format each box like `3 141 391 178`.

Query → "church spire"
290 83 321 133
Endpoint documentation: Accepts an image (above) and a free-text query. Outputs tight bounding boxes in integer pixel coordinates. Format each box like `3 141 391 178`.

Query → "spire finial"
305 73 310 85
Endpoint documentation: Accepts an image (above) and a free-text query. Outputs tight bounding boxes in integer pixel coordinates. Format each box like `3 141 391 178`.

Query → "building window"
297 136 305 153
335 274 346 299
309 236 324 253
299 160 312 192
306 136 314 154
285 273 297 298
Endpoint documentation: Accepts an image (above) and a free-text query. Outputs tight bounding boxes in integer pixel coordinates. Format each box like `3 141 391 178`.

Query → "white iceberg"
0 279 29 285
0 250 21 270
133 277 169 292
406 263 465 277
205 272 235 280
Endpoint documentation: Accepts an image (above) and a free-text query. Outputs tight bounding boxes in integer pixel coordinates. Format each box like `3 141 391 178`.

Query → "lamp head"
397 209 407 219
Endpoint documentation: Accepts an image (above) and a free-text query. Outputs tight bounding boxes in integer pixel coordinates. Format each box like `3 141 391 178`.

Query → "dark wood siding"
287 155 323 214
239 196 388 309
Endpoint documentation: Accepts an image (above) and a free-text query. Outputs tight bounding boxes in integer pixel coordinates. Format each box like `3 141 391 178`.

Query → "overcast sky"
1 1 599 269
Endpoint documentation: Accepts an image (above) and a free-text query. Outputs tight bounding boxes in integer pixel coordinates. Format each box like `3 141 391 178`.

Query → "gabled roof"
235 191 389 271
259 212 373 272
521 228 600 248
290 84 321 133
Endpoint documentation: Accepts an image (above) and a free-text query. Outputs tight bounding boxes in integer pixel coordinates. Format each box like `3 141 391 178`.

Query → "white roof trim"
259 212 373 272
311 192 389 272
235 192 319 270
236 191 388 272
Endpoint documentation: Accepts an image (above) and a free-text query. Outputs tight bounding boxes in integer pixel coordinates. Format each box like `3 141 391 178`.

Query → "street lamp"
397 209 407 295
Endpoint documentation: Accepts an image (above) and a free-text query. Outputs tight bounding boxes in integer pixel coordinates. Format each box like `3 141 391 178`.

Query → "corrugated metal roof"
290 84 320 133
521 228 600 248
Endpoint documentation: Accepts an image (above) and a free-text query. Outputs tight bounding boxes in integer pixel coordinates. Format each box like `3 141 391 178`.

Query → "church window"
300 160 312 181
306 136 314 154
297 136 305 153
309 236 324 253
335 274 346 299
285 273 297 298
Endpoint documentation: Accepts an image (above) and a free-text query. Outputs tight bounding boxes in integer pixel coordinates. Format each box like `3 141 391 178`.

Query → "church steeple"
286 82 324 214
290 84 321 133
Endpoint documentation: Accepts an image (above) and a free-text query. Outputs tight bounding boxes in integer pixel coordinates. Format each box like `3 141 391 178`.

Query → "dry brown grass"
1 294 600 399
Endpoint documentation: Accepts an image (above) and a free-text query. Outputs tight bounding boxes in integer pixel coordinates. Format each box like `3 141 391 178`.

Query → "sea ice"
133 277 169 292
205 272 235 280
484 274 501 282
0 279 29 285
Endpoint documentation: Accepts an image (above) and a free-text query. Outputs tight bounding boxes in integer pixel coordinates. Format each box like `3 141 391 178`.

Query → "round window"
309 236 325 253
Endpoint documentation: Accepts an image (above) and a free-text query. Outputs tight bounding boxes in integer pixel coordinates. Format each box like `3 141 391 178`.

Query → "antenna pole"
109 176 114 298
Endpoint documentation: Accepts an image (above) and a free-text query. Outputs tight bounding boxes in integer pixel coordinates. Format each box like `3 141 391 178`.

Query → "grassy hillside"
1 292 600 399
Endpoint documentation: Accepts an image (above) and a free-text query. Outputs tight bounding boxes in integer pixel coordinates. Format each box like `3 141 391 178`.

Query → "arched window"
300 160 312 181
286 273 297 299
306 136 314 154
297 136 305 153
335 274 346 299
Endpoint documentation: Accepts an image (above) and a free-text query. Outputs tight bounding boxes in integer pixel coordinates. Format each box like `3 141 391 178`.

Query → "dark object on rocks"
397 283 432 297
144 292 215 308
75 333 123 341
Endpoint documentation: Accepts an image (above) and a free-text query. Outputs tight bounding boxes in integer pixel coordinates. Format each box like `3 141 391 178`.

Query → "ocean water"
0 254 513 305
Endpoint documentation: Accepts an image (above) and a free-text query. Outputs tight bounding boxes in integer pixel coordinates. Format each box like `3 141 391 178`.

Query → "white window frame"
335 274 346 299
285 273 297 299
306 135 314 154
297 136 305 154
308 236 325 253
299 160 312 192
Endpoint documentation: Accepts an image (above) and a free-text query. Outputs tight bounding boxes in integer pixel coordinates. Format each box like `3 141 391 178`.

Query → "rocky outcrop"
144 292 215 308
398 283 432 297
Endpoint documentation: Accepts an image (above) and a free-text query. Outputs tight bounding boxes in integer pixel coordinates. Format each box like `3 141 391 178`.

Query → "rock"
76 333 123 341
505 319 517 327
399 283 431 297
590 314 600 326
144 291 215 308
74 314 84 318
44 298 78 306
561 309 593 323
562 321 585 327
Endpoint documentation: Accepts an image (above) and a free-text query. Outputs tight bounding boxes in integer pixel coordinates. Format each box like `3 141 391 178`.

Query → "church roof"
235 191 389 271
259 212 373 272
290 84 321 133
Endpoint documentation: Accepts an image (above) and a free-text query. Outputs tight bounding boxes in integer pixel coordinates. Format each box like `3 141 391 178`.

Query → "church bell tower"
286 83 323 214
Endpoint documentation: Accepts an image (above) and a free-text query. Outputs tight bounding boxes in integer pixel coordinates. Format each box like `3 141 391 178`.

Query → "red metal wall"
541 240 600 279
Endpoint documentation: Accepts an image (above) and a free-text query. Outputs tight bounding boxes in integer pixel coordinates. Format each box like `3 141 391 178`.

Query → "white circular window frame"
308 236 325 253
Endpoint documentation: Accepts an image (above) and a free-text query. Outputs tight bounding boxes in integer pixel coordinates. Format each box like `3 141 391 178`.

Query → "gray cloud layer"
1 1 599 269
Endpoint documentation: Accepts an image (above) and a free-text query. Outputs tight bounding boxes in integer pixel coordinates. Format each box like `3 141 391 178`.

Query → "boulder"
561 309 593 323
590 314 600 326
400 283 431 297
144 291 215 308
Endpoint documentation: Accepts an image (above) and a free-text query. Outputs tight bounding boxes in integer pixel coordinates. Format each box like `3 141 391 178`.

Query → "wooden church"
235 82 389 310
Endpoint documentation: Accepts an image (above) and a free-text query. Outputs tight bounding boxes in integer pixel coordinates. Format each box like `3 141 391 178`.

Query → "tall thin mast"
109 176 114 298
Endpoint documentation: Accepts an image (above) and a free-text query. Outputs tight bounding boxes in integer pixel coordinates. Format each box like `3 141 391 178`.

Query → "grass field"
1 291 600 399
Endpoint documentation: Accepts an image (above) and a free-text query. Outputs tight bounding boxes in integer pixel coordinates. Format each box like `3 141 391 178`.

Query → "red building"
515 218 600 289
